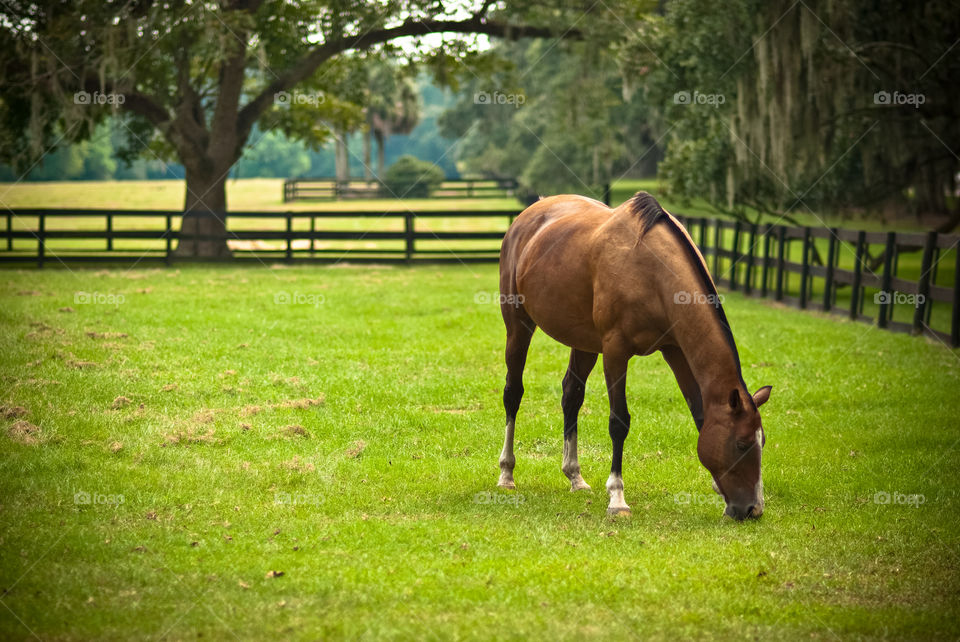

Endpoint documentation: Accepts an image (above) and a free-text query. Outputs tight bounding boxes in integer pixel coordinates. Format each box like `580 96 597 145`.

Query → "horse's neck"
668 304 744 407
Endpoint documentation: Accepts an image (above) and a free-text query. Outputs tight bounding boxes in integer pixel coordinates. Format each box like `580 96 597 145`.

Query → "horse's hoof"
606 506 632 517
570 479 592 492
497 477 516 490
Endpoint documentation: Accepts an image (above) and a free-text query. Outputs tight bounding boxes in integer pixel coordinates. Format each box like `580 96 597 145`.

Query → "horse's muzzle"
724 502 763 521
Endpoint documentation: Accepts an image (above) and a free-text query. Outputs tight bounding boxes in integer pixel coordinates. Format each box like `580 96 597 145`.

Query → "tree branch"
237 15 580 136
79 78 169 128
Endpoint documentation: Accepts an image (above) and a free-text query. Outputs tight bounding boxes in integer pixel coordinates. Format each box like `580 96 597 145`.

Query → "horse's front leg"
602 344 632 516
561 349 598 491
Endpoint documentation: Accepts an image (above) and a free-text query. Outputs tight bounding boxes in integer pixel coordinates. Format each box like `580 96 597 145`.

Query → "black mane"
627 191 667 233
628 190 750 399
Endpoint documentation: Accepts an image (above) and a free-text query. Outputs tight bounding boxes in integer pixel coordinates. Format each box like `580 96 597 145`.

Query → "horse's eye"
735 440 751 452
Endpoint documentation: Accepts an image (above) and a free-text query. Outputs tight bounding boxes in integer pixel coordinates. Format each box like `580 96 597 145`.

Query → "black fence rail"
672 216 960 348
1 208 957 346
282 177 519 202
0 209 511 266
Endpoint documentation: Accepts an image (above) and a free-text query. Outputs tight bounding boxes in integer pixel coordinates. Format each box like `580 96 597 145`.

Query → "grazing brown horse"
497 191 771 520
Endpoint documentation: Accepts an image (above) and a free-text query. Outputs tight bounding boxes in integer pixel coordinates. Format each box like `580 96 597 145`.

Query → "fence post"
713 219 722 278
285 212 293 264
699 218 708 254
106 213 113 252
603 183 611 207
799 228 811 309
913 231 937 335
952 246 960 347
823 230 837 311
37 213 45 268
775 226 786 301
405 212 414 263
730 221 741 290
877 232 896 328
850 231 865 320
760 225 771 297
165 214 172 265
744 224 757 295
6 213 12 251
310 216 316 257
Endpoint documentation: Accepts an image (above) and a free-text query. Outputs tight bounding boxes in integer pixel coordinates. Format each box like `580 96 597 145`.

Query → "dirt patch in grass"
346 440 366 459
86 331 129 340
162 427 219 446
111 396 133 409
239 397 324 417
1 405 28 419
192 409 216 424
275 396 325 409
282 425 309 438
25 322 64 340
280 456 315 472
8 420 41 445
54 351 99 369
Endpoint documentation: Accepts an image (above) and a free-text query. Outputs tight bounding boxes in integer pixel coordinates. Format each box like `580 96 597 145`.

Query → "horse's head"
697 385 772 520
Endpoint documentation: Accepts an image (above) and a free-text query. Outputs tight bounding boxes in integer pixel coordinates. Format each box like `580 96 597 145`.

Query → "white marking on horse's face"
754 427 765 512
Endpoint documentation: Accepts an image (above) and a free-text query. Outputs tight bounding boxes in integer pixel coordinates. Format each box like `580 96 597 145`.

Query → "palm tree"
363 63 421 183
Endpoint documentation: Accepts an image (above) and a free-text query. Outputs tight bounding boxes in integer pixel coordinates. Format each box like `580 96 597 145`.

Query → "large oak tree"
0 0 578 256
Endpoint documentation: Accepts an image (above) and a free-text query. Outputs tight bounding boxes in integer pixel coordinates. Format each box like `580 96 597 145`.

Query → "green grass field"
1 263 959 639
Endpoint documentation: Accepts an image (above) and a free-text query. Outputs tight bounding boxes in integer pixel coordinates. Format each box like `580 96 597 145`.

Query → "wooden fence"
282 177 519 202
1 209 957 346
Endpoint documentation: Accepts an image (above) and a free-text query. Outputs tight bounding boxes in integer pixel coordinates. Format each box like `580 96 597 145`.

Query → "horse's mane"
627 191 750 398
627 191 667 233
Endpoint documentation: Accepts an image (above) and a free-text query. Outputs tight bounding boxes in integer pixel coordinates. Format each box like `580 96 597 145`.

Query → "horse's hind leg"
498 313 535 489
561 349 598 491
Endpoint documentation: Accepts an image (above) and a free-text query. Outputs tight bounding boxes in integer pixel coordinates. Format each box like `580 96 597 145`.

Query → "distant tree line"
2 0 954 237
0 78 459 182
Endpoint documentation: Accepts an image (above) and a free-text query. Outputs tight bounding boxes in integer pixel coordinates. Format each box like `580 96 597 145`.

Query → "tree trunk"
363 128 373 185
375 130 386 178
172 166 232 258
334 129 350 193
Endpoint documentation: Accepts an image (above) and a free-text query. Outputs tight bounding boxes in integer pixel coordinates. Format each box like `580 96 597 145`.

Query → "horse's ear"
728 389 742 412
753 385 772 408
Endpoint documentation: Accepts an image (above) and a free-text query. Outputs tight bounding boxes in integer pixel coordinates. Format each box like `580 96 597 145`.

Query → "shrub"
381 155 445 198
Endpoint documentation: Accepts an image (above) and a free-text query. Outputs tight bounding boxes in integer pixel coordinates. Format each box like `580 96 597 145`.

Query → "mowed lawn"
1 264 959 640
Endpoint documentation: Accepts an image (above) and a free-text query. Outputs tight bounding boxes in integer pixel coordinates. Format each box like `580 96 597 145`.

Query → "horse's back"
499 195 619 352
